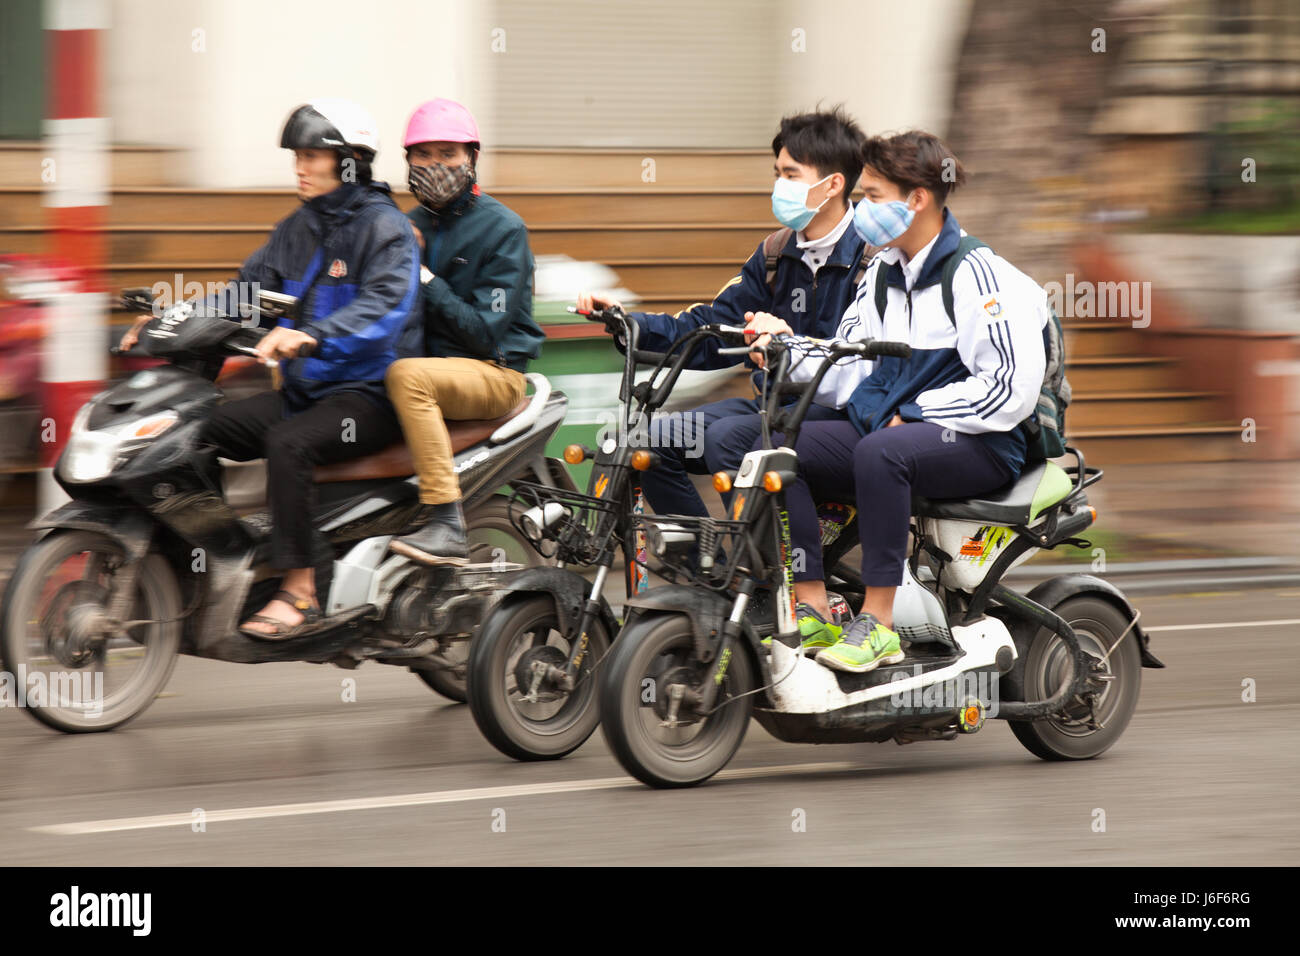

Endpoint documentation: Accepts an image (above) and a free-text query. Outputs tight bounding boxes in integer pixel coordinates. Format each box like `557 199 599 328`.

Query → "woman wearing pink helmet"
386 98 545 565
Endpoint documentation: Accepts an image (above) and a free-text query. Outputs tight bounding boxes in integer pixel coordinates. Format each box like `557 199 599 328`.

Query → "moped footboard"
765 616 1012 720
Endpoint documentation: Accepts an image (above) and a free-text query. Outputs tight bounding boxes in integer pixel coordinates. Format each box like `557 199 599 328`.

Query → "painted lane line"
1145 618 1300 633
30 761 865 835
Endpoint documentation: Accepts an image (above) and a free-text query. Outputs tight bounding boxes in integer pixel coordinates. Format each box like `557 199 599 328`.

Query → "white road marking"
1145 618 1300 633
29 761 865 836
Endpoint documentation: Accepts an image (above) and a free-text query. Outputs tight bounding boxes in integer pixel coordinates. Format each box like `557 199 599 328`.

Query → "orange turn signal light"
631 450 654 471
712 472 732 493
563 444 586 465
762 471 782 493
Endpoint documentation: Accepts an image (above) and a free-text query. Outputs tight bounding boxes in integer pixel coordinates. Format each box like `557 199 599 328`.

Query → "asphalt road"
1 582 1297 867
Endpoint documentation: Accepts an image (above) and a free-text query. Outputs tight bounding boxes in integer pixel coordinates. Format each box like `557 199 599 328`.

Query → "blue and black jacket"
631 220 868 373
227 181 421 413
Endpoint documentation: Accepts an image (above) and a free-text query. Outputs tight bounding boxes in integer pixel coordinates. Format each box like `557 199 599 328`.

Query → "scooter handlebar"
863 340 912 359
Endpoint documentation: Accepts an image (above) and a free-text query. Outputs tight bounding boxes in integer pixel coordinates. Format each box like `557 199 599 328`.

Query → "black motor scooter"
0 289 573 732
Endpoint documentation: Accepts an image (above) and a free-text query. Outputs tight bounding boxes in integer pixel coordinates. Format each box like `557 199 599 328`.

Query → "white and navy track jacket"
787 210 1048 473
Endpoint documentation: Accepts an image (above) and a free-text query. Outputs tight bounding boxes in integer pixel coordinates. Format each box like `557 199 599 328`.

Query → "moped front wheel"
599 612 753 788
467 592 612 760
0 530 181 732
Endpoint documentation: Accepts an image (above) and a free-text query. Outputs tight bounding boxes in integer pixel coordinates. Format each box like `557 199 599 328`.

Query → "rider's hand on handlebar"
255 326 318 363
575 292 624 320
743 311 793 369
117 316 152 352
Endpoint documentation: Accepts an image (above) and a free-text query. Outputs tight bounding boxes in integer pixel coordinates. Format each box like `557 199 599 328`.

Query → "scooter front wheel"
0 530 181 732
599 612 753 788
467 592 612 760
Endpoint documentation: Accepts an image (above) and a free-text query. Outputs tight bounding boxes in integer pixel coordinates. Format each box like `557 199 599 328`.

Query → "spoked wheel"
413 494 549 703
467 592 612 760
1003 596 1141 760
599 612 754 788
0 530 181 732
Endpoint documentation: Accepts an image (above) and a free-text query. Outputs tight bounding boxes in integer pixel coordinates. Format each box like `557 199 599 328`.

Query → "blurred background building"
1 0 1298 491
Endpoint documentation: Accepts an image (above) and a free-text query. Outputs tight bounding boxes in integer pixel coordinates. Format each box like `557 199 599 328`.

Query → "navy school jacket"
630 219 869 375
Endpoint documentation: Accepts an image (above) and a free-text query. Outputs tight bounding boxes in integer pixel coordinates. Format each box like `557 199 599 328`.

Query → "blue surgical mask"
771 174 832 230
853 192 917 246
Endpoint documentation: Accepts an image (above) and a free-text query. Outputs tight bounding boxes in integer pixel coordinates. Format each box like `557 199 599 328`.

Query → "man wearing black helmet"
120 99 421 640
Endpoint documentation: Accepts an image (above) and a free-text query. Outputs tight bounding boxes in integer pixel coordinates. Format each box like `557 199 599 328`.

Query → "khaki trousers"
386 357 527 504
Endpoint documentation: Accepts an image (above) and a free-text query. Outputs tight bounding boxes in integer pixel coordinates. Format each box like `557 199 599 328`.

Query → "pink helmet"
403 98 481 149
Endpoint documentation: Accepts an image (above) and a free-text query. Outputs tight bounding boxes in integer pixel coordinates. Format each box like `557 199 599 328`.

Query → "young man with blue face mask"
745 131 1049 670
575 108 871 520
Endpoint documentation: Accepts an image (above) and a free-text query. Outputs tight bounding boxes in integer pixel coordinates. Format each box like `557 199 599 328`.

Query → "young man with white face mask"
575 108 872 520
746 131 1050 672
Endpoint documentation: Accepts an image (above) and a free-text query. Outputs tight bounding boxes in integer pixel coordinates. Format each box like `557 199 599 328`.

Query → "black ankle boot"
390 501 470 566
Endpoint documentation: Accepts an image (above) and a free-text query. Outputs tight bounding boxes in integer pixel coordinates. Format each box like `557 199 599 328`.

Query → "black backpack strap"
872 259 889 320
762 226 795 291
939 235 989 326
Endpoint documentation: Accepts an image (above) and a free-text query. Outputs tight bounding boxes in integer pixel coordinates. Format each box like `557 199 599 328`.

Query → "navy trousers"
704 402 848 509
757 418 1017 587
637 396 763 517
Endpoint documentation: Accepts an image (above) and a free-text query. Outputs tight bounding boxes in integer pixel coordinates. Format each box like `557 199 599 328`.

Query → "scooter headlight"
645 522 695 559
59 409 179 484
520 501 570 542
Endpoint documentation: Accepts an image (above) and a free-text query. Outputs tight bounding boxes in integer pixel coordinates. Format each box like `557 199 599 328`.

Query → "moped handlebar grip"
866 340 912 359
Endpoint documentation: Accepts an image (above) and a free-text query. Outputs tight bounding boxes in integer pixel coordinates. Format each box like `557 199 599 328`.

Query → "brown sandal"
239 589 324 642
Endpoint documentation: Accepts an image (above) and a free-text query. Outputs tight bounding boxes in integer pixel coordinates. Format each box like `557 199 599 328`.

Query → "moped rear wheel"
414 494 548 703
599 612 753 788
0 530 181 732
1003 596 1141 760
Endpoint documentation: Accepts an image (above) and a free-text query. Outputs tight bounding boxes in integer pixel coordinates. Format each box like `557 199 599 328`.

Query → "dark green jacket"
406 192 544 371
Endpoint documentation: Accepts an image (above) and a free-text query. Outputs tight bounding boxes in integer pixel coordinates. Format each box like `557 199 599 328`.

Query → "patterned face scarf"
408 161 477 214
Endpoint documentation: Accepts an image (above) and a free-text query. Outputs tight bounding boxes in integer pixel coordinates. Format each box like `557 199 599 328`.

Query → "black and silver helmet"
280 98 379 159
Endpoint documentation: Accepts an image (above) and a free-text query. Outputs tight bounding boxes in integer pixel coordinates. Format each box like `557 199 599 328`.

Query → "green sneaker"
815 613 905 674
797 603 843 653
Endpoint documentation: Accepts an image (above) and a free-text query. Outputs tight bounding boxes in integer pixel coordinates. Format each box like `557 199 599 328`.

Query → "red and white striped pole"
39 0 110 514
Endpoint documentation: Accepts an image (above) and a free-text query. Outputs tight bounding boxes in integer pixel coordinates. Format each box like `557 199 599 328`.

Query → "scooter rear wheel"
0 530 181 732
599 613 754 788
413 495 549 703
1003 595 1141 760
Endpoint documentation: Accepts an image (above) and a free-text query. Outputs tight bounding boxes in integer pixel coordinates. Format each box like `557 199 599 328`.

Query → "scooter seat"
312 395 531 483
912 462 1070 526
